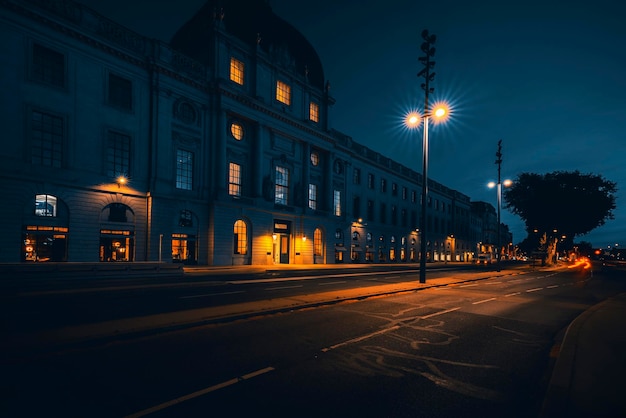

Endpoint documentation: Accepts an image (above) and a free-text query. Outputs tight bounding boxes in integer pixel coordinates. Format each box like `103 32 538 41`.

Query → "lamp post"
417 29 437 283
487 140 512 272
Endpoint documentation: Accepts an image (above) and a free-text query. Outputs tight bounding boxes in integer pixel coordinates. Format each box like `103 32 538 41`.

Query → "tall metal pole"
495 140 502 272
418 29 436 283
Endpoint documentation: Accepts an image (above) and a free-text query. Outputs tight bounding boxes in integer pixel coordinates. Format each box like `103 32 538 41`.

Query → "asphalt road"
3 264 624 417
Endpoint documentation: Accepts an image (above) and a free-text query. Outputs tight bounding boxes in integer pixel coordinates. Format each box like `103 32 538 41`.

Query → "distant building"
0 0 508 265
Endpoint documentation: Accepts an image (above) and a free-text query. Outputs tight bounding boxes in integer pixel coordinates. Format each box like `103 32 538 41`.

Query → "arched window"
35 194 57 217
314 228 323 256
233 220 247 255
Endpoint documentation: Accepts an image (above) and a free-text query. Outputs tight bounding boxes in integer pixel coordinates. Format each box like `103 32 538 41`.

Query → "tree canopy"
503 170 617 241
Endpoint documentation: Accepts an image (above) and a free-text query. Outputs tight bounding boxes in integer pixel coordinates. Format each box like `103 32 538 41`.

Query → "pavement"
3 262 626 417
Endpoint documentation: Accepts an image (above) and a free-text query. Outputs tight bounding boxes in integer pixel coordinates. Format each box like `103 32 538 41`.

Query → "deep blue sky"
79 0 626 250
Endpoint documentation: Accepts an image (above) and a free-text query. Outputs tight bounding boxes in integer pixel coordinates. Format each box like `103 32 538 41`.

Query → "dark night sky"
78 0 626 249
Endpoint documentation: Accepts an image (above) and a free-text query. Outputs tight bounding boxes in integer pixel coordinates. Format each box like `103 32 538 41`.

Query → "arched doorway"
99 203 135 262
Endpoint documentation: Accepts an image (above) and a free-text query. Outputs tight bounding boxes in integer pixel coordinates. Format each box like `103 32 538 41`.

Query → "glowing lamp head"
430 101 451 124
117 176 127 187
405 112 422 128
503 179 513 187
487 181 496 188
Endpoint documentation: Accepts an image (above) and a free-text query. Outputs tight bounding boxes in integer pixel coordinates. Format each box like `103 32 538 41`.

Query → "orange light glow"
430 101 451 124
405 112 422 128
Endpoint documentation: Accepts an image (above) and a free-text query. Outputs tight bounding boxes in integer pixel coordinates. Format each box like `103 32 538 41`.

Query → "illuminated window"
275 166 289 205
176 149 193 190
35 194 57 217
230 57 244 85
233 219 247 254
229 162 241 196
308 184 317 210
314 228 323 256
276 80 291 105
31 110 63 168
107 130 130 179
230 123 244 140
333 190 341 216
310 151 319 166
309 101 319 122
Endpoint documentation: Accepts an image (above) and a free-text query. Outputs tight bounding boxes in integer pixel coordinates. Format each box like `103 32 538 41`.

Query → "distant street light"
487 140 512 272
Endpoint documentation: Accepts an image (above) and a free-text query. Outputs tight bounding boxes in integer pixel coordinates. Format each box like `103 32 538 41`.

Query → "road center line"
505 292 521 297
179 291 244 299
547 285 559 289
124 366 275 417
421 306 461 319
321 326 401 352
473 298 497 305
265 284 304 291
526 287 543 293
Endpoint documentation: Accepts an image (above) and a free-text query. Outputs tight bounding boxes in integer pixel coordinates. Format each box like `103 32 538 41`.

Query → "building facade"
0 0 506 266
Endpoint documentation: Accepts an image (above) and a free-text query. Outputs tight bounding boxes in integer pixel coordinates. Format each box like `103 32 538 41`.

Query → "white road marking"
473 298 497 305
179 290 244 299
547 285 559 289
321 326 401 352
505 292 521 297
526 287 543 293
459 283 478 288
124 367 275 417
265 284 303 291
421 306 461 319
484 281 502 285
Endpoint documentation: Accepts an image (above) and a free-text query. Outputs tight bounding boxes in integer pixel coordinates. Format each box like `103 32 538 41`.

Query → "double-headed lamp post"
405 29 449 283
487 140 512 272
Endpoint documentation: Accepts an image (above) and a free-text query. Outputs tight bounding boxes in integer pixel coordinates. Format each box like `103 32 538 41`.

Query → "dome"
171 0 325 90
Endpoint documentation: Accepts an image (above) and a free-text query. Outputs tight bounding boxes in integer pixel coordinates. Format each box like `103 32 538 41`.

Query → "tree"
504 170 617 262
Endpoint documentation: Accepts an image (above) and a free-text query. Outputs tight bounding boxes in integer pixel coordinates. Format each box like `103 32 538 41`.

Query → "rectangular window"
176 149 194 190
402 187 407 200
107 131 130 178
381 178 387 193
31 110 63 168
391 205 397 225
275 166 289 205
309 101 319 122
229 162 242 196
392 183 398 196
353 168 361 185
108 73 132 109
352 196 360 219
308 183 317 210
368 173 374 189
333 190 341 216
230 57 244 85
32 43 65 87
411 190 417 203
367 200 374 221
380 203 386 224
276 80 291 105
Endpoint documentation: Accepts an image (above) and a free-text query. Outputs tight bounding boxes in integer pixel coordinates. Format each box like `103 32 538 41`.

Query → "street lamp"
487 140 512 272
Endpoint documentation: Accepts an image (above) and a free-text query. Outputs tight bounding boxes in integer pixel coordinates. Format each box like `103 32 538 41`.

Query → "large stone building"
0 0 508 266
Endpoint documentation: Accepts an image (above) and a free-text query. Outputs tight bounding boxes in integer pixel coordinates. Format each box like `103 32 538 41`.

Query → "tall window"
32 43 65 87
380 203 386 223
353 168 361 185
368 173 374 189
229 162 242 196
333 190 341 216
314 228 323 256
176 149 193 190
367 200 374 221
308 184 317 210
31 110 63 168
107 131 130 178
230 57 244 85
108 73 132 109
381 178 387 193
309 101 319 122
233 220 247 255
276 80 291 105
275 166 289 205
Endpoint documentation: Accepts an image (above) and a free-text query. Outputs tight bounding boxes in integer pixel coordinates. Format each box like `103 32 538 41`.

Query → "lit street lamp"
406 29 448 283
487 140 512 272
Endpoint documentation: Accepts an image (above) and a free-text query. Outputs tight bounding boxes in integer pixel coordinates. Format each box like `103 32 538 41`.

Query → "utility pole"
495 140 502 272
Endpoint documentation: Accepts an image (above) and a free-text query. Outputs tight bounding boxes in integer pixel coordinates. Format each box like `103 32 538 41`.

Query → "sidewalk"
541 292 626 417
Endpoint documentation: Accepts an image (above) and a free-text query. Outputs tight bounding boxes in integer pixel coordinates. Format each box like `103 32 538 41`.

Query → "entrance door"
279 234 289 264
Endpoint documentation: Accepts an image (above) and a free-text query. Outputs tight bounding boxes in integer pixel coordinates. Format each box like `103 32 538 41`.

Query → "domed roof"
171 0 325 90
